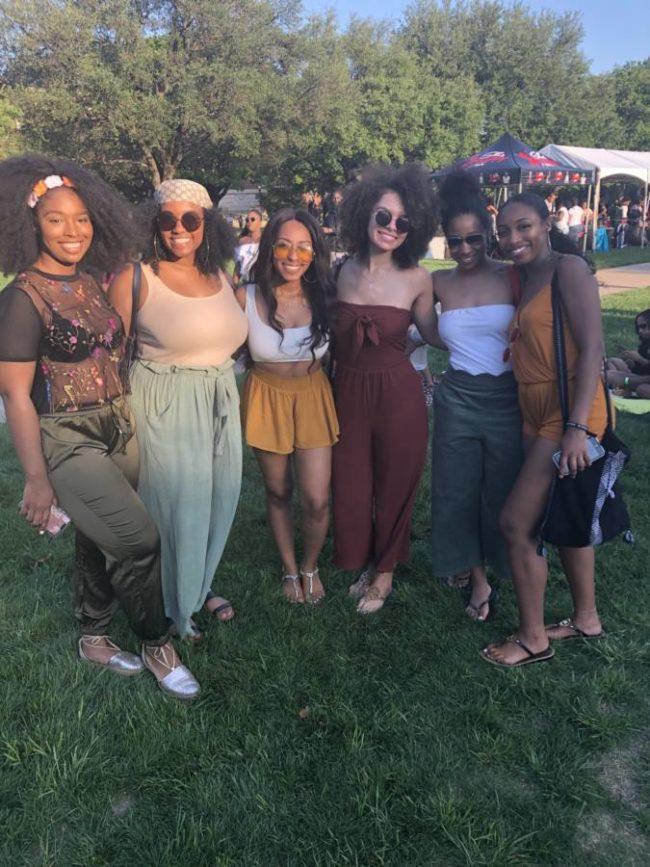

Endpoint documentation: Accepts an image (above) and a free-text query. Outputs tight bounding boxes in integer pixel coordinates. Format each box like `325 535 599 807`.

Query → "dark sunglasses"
373 207 411 235
446 233 485 250
158 211 204 233
246 216 258 223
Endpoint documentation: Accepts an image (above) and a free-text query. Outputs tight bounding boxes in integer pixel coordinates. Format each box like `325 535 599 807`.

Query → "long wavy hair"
250 208 334 359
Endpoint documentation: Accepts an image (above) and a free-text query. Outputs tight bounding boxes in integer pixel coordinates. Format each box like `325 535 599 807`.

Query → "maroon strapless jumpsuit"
332 301 428 572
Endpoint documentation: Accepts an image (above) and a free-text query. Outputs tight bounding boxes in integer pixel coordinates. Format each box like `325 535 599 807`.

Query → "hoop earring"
153 234 163 260
200 235 211 268
302 268 317 284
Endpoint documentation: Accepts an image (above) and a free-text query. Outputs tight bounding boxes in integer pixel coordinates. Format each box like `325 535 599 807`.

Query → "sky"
302 0 648 74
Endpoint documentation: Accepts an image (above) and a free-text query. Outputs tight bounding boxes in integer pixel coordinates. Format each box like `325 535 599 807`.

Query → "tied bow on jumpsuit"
331 301 428 572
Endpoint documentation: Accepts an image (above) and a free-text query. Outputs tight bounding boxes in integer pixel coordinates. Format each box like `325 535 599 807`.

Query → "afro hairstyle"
340 163 438 269
0 153 139 275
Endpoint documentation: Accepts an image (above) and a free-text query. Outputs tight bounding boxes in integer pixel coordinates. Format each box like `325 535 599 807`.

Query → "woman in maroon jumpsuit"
332 164 438 613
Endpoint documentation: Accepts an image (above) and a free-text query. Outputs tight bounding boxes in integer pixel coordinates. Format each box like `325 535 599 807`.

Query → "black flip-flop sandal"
546 618 605 641
464 585 499 623
480 636 554 668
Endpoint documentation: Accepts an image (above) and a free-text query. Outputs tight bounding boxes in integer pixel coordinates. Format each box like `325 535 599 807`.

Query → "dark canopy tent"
432 133 594 188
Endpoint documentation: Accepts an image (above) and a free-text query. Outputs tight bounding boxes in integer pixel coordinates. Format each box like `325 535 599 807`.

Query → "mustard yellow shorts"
519 379 609 443
242 367 339 454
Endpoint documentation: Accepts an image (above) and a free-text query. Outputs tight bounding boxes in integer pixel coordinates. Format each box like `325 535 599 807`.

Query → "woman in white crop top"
430 172 523 622
110 180 247 651
236 209 339 605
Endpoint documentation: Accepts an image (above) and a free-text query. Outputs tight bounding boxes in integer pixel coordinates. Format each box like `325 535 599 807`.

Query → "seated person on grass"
606 309 650 377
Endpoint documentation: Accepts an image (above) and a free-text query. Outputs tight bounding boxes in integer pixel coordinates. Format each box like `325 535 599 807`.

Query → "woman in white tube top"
430 172 523 622
236 209 338 605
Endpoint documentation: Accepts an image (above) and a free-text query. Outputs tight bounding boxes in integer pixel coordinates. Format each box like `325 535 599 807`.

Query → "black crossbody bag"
538 271 632 550
120 261 142 387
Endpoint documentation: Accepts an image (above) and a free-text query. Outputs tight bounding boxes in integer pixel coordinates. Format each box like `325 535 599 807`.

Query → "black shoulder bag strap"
551 267 614 432
122 261 142 379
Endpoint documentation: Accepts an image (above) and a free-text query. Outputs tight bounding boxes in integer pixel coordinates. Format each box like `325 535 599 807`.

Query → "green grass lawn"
592 247 650 270
1 291 649 866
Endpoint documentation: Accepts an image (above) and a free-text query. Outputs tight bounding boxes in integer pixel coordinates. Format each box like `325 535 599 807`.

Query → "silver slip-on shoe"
141 643 200 701
78 636 144 677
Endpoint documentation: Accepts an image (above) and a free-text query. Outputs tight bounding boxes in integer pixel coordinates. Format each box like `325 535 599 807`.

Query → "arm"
0 362 55 530
556 255 605 477
412 270 446 349
107 264 149 336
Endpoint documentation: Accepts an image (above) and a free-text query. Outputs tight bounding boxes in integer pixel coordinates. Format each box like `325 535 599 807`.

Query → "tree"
0 90 20 157
401 0 602 151
608 59 650 150
0 0 298 197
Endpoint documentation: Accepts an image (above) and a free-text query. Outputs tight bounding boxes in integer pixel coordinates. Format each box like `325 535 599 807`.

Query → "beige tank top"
136 264 248 365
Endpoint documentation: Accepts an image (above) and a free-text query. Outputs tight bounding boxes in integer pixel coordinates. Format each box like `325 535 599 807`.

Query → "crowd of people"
0 152 631 700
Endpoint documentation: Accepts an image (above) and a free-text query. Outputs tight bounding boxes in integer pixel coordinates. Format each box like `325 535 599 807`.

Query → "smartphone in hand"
552 436 606 471
19 501 71 537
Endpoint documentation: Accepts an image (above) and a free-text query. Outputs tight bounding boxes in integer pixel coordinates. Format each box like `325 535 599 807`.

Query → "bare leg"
253 448 302 602
605 358 631 373
637 384 650 398
484 436 556 664
546 546 602 638
466 564 492 621
293 445 332 600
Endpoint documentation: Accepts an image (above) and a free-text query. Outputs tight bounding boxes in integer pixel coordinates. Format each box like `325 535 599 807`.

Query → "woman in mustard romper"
482 193 608 668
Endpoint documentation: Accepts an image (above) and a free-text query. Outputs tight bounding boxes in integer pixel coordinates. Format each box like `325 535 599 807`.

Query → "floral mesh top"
0 269 125 414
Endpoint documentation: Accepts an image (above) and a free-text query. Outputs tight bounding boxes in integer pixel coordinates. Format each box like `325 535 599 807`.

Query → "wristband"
623 376 630 388
565 421 589 433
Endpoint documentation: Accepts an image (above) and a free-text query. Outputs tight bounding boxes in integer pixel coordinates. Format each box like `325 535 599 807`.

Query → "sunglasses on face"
158 211 204 233
373 207 411 235
246 216 258 223
272 240 314 265
446 233 485 250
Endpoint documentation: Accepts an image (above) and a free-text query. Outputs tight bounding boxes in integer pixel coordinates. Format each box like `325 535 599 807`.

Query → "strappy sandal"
204 590 235 623
464 585 498 623
480 636 554 668
546 617 605 641
281 572 304 604
348 569 372 599
300 567 325 604
357 585 393 615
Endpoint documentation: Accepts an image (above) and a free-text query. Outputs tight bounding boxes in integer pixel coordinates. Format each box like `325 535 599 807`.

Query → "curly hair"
140 199 235 275
250 208 334 359
0 154 139 276
340 163 438 269
438 170 491 236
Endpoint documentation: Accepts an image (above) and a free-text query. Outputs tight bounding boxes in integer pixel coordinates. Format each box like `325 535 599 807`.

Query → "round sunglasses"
446 233 485 250
158 211 204 233
373 207 411 235
272 240 314 265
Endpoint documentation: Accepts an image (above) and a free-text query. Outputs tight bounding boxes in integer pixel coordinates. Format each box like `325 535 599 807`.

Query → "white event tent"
540 145 650 247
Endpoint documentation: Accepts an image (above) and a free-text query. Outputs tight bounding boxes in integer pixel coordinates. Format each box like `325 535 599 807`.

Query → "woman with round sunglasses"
236 209 338 604
0 155 199 700
481 193 607 668
109 180 248 640
333 164 438 614
431 172 523 622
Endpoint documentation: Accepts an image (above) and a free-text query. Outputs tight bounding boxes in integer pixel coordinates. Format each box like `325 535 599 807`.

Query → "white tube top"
245 284 328 363
438 304 514 376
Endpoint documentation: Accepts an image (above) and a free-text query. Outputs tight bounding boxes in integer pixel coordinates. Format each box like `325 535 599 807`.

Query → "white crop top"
438 304 514 377
245 284 329 363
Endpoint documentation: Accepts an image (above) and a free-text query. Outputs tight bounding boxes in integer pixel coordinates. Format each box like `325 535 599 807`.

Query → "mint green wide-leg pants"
129 358 242 638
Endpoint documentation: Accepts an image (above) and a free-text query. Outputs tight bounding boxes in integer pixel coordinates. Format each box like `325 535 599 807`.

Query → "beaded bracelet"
565 421 589 433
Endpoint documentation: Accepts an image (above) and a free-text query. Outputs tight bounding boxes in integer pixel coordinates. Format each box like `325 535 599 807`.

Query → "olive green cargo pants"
40 397 172 643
